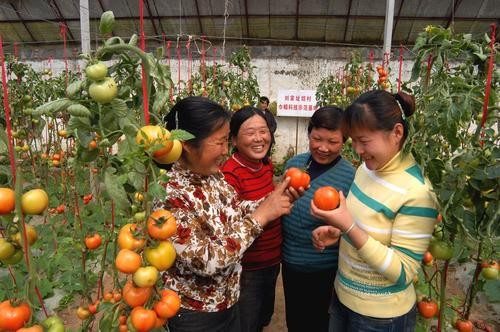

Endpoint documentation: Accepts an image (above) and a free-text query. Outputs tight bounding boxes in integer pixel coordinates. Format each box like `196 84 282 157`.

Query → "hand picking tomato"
313 186 340 210
285 167 310 191
417 299 438 318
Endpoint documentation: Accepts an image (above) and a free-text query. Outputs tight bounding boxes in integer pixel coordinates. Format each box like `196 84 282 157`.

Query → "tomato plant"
130 306 157 332
480 260 499 280
285 167 310 190
154 289 181 319
118 223 145 250
313 186 340 210
122 280 153 308
428 240 453 260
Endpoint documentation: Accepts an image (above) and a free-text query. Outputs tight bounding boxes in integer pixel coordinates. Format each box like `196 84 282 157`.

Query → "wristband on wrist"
342 222 356 236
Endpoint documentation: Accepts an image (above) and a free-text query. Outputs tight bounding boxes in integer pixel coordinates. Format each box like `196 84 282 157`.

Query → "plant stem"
437 259 449 332
464 241 483 319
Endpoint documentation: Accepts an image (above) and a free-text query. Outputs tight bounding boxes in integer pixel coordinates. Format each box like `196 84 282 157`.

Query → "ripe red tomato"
147 209 177 240
0 187 15 215
422 251 434 266
313 186 340 210
85 233 103 250
285 167 310 190
17 325 44 332
417 299 438 318
455 319 473 332
0 300 31 331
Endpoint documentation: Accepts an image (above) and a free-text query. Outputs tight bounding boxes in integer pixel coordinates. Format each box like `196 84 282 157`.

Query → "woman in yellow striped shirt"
311 90 438 332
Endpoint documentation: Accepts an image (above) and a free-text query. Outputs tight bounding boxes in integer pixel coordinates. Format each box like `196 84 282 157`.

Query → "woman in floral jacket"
154 96 293 332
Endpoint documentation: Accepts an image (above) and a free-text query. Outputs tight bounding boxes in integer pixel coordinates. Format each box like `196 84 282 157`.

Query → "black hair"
307 106 346 141
259 96 270 105
163 96 231 149
343 90 415 143
229 106 272 164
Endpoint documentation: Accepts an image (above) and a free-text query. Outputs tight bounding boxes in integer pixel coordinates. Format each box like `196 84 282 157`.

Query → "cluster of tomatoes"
0 187 51 331
376 65 391 90
85 62 118 104
135 125 183 165
40 151 65 167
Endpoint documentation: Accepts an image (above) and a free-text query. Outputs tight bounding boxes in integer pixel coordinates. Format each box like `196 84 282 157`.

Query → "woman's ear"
393 123 404 142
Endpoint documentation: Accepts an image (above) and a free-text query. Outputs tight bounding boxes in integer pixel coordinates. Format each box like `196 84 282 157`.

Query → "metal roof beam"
343 0 353 42
10 2 36 42
445 0 464 28
144 0 159 36
194 0 204 35
48 0 75 40
392 0 405 37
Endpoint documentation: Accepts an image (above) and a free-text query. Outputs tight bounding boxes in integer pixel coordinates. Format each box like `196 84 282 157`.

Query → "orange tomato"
154 289 181 319
17 325 44 332
313 186 340 210
131 307 157 332
122 280 153 308
135 125 173 158
85 233 102 250
0 300 31 331
147 209 177 240
115 249 142 274
0 188 15 215
118 223 145 250
285 167 310 191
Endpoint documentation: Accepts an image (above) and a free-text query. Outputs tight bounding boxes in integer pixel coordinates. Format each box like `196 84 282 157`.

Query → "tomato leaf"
110 98 128 117
104 170 129 212
170 129 194 141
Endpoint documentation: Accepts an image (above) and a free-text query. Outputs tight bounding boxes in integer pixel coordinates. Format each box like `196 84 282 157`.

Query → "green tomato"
85 62 108 81
1 249 23 265
428 240 453 260
42 316 65 332
133 211 146 222
0 238 15 260
482 267 499 280
89 77 118 104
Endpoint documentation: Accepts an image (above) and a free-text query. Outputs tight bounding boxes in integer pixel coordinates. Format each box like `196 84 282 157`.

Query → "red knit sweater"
221 152 282 270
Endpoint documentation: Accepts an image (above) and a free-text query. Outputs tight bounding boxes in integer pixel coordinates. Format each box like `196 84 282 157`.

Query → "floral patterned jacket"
153 163 263 312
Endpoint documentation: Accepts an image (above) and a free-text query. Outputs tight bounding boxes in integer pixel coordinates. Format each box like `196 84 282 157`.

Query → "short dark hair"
164 96 231 149
307 106 345 140
259 96 270 104
343 90 415 143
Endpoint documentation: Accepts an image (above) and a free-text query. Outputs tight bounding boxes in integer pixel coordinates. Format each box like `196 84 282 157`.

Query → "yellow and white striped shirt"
335 152 438 318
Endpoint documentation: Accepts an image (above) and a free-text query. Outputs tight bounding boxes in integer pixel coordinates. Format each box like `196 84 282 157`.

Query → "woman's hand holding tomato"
310 190 352 230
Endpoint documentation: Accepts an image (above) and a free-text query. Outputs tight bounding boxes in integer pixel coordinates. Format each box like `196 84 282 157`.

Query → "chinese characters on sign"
277 90 318 117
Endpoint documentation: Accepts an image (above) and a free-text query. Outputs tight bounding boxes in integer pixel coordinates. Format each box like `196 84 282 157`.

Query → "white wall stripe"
363 164 407 194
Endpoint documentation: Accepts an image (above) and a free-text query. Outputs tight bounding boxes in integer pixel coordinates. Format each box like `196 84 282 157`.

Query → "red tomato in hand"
285 167 310 190
313 186 340 210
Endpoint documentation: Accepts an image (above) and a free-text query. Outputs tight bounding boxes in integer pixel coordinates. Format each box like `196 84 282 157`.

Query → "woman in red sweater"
221 106 280 332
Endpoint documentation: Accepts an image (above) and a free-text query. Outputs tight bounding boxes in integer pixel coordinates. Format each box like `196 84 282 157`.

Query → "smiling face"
182 122 230 175
232 115 271 163
308 127 344 165
350 124 403 170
